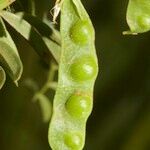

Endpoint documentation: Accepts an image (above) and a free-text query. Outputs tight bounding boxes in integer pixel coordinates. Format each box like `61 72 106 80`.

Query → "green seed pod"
66 94 92 118
125 0 150 34
48 0 98 149
69 56 97 82
64 132 83 150
70 20 93 45
137 15 150 31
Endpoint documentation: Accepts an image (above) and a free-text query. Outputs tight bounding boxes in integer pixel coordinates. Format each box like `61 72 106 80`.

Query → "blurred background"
0 0 150 150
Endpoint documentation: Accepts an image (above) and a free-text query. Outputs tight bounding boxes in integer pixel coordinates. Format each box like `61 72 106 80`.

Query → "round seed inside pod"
66 94 92 118
137 15 150 30
64 132 83 149
70 20 93 45
69 56 98 82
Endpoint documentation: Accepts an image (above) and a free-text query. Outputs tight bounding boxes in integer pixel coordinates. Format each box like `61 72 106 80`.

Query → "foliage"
0 0 150 150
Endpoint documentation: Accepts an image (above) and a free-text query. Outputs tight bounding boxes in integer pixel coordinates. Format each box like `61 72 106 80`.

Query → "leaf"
0 66 6 89
0 10 61 63
16 12 61 44
23 78 39 92
15 12 61 62
0 0 15 10
43 37 61 63
0 40 23 85
125 0 150 34
0 17 23 85
0 17 19 54
33 93 52 123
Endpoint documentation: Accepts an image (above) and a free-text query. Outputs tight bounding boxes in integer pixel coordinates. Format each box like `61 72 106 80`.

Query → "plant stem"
33 60 58 102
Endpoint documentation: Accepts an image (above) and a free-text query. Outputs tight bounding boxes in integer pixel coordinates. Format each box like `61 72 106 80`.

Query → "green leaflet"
0 18 19 55
34 93 52 123
43 37 61 63
0 0 15 10
48 0 98 149
15 12 61 62
0 41 23 85
0 18 23 85
0 11 61 63
15 12 61 45
0 66 6 89
125 0 150 34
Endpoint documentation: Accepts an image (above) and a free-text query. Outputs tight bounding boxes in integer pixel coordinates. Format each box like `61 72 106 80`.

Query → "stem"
28 0 36 16
40 61 57 93
33 60 58 102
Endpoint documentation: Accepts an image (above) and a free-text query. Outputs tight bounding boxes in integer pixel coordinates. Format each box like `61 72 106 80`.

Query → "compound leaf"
1 10 61 63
